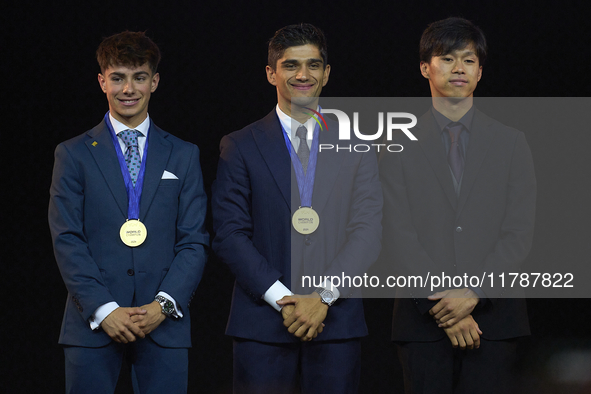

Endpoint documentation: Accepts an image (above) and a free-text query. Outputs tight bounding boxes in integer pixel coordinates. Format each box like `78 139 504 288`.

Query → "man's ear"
321 64 331 87
266 65 277 86
151 72 160 93
98 73 107 93
420 62 430 79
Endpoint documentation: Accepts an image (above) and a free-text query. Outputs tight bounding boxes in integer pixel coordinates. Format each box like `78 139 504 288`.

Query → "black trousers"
396 338 518 394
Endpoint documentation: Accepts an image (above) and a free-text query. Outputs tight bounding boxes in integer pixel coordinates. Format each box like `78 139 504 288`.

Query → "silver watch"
314 287 336 306
155 295 175 318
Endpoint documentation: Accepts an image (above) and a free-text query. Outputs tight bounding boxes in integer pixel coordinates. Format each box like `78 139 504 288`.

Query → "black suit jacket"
379 108 536 341
212 109 382 343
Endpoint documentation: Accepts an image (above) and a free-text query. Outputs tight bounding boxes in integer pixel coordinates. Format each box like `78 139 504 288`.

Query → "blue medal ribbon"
104 112 149 220
281 116 320 208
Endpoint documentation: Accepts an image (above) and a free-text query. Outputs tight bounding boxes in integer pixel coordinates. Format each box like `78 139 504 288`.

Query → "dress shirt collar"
109 113 151 137
432 106 474 134
276 104 317 141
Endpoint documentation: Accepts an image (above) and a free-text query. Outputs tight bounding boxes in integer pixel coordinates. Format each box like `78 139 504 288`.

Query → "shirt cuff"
263 280 294 312
157 291 183 318
321 279 341 300
90 301 119 330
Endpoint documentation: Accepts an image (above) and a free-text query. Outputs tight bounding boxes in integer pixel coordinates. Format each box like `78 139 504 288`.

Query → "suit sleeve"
320 149 383 295
48 143 115 322
212 135 283 299
157 144 209 310
478 131 536 299
379 147 439 314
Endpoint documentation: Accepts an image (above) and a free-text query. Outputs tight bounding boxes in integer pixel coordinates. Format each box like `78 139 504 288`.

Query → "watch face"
156 296 174 316
321 290 334 303
163 301 174 314
315 288 335 305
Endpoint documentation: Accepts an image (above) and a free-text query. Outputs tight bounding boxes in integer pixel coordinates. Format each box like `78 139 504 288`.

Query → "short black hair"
420 17 487 66
268 23 328 70
96 31 161 74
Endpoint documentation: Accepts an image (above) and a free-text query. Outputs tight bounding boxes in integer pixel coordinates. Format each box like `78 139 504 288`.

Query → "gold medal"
292 207 320 234
119 219 147 247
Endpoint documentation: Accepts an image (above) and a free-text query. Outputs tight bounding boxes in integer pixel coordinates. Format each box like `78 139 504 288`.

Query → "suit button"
305 238 312 246
455 226 462 233
127 269 135 276
72 297 83 312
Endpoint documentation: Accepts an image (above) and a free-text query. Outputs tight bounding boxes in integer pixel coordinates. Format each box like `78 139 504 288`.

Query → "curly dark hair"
96 31 161 74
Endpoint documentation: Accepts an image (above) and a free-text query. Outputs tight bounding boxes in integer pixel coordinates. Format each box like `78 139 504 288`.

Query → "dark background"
2 0 591 392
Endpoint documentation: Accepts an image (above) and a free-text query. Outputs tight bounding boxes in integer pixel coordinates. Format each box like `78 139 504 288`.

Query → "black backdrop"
3 1 591 393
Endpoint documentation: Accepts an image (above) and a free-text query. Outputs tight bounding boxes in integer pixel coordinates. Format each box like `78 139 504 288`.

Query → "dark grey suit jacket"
379 108 536 341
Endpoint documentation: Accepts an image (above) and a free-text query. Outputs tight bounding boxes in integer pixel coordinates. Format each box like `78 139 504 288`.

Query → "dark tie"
118 129 142 186
446 123 464 182
296 125 310 173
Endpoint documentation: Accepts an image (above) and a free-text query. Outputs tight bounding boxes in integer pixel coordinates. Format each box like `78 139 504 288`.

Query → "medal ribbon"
281 116 320 207
104 112 149 220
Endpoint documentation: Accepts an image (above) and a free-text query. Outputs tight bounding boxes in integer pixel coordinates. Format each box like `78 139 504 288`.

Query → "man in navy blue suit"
49 31 209 393
212 23 382 394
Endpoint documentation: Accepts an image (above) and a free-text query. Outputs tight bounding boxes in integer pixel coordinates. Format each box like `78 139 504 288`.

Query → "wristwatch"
155 295 175 318
314 287 336 306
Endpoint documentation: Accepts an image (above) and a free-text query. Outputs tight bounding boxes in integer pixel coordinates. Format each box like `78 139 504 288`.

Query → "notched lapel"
417 114 458 210
456 110 495 216
139 122 172 220
311 124 343 215
253 112 291 209
85 121 128 218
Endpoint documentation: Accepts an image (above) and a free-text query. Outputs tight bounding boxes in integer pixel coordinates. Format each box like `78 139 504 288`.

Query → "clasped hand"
428 288 479 328
276 293 328 342
443 315 482 350
100 301 165 343
428 288 482 349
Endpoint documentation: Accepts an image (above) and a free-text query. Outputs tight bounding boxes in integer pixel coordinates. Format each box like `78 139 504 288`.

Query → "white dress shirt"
90 114 181 330
262 106 340 312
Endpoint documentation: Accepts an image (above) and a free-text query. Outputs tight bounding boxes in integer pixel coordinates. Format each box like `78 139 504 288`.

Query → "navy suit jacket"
212 110 382 343
379 108 536 342
49 119 209 348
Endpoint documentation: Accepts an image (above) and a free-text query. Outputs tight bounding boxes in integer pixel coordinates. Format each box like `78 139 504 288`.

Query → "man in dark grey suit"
380 17 536 393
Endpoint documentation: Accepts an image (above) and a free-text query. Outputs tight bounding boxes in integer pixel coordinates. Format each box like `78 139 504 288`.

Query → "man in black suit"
379 17 536 393
212 23 382 393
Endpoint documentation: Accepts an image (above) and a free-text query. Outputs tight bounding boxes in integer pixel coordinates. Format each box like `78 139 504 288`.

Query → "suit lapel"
85 121 128 218
253 111 291 209
139 121 172 220
311 119 343 214
456 109 495 216
417 112 458 210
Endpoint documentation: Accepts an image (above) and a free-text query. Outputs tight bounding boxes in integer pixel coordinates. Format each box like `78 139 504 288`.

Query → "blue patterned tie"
446 122 464 182
118 129 142 186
